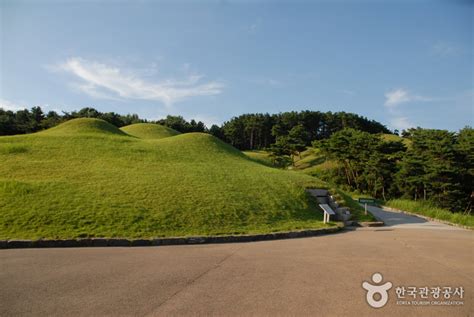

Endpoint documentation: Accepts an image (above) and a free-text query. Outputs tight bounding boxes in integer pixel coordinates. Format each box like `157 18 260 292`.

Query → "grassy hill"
0 118 331 239
120 122 180 139
243 148 337 174
294 134 410 175
40 117 129 136
242 150 274 167
381 133 412 147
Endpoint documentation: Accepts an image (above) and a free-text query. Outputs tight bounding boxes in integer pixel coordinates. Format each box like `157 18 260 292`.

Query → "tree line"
315 128 473 213
1 107 390 145
211 111 390 150
0 107 208 135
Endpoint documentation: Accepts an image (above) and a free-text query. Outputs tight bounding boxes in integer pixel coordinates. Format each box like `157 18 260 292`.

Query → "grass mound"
0 126 332 239
120 123 180 139
41 118 128 136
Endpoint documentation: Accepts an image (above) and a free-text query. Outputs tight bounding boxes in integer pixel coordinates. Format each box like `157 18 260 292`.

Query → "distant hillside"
246 133 411 176
0 118 330 239
381 133 412 147
40 117 128 136
120 123 180 139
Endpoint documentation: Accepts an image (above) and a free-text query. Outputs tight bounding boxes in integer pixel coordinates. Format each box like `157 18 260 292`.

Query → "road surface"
1 206 472 316
366 205 465 230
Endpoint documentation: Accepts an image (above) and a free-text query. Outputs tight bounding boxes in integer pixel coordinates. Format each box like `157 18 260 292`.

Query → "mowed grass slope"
0 118 331 239
41 117 129 136
120 122 180 139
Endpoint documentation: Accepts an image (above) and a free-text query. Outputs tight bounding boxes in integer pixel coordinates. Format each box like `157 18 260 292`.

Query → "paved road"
1 208 472 316
366 205 465 230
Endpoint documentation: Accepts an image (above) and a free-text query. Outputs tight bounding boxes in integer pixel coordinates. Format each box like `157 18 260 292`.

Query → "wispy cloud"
0 99 63 113
390 116 414 131
54 57 224 107
384 88 432 108
193 114 221 128
431 41 461 57
0 99 27 111
383 88 433 131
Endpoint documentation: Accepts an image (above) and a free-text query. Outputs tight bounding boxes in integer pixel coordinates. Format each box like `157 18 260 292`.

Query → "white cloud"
56 57 224 107
384 89 410 107
0 99 63 113
383 88 431 131
390 116 414 131
193 114 221 128
0 99 27 111
384 88 432 108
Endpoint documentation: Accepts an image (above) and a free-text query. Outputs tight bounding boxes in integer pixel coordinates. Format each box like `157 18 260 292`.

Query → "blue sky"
1 0 472 131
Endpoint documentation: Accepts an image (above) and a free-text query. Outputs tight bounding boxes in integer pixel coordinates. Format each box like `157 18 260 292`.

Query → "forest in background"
314 128 473 213
0 106 390 146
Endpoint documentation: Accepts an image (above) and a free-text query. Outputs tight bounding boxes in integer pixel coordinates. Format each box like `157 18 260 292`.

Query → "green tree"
455 127 473 213
209 124 224 139
288 124 309 158
395 128 465 210
268 136 293 167
41 111 62 129
365 140 406 200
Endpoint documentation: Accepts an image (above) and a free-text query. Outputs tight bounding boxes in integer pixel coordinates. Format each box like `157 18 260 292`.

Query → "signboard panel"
358 198 376 204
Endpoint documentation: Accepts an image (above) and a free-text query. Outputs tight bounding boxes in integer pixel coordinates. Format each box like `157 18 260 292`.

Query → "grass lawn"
244 148 338 175
0 118 335 240
292 148 339 177
242 150 274 167
243 148 376 222
386 199 473 228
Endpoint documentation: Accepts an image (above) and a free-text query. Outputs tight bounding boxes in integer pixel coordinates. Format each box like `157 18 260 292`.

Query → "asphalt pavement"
1 207 472 316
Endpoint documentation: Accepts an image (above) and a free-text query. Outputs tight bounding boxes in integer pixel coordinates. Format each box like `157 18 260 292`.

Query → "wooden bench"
319 204 336 224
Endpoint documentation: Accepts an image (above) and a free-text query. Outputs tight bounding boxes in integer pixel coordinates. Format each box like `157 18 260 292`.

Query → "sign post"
358 198 376 205
319 204 336 224
359 198 375 215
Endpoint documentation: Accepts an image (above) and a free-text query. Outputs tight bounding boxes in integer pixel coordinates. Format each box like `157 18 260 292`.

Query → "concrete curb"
357 221 385 227
343 220 384 227
383 206 472 230
355 203 385 227
0 225 344 249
